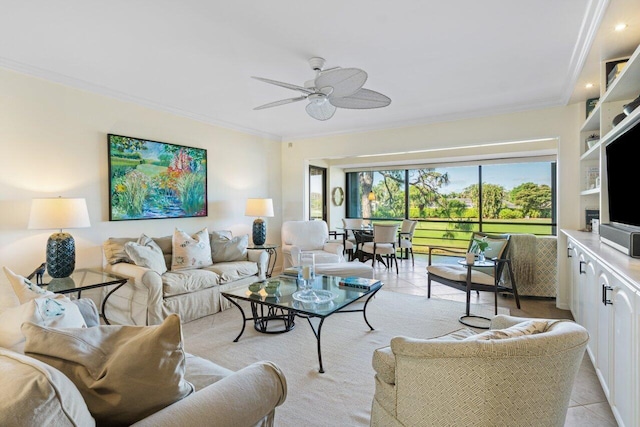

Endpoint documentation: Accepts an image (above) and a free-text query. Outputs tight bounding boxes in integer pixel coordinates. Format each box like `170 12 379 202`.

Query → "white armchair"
281 220 345 268
371 315 588 427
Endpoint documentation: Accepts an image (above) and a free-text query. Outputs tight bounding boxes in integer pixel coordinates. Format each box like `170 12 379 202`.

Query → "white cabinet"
564 231 640 427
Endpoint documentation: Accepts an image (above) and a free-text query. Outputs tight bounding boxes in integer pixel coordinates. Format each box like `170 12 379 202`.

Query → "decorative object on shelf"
584 166 599 190
108 134 207 221
586 97 599 118
28 197 91 278
331 187 344 206
606 59 628 89
612 112 626 127
26 262 47 285
245 198 274 246
623 94 640 116
585 133 599 150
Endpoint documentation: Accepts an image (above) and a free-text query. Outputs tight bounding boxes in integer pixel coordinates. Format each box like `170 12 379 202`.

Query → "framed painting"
108 134 207 221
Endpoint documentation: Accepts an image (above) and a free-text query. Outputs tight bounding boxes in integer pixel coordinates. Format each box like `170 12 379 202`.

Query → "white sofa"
103 230 268 325
281 220 344 268
0 300 287 427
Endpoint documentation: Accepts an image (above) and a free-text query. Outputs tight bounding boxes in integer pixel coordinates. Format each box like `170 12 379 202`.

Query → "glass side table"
247 244 278 278
41 268 128 325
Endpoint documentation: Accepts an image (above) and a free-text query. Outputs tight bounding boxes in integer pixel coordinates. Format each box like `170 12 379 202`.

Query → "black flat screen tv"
605 118 640 229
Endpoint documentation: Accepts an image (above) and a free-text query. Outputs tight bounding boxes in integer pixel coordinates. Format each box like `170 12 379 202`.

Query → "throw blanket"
503 234 537 289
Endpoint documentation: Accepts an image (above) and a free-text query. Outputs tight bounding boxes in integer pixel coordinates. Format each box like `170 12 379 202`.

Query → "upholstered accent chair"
362 223 400 274
426 232 521 321
281 220 345 268
371 315 589 427
397 219 418 266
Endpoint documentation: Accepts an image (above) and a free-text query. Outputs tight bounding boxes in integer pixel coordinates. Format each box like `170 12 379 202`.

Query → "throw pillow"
124 234 168 275
22 314 194 426
3 266 55 304
211 234 249 263
171 228 213 270
464 319 549 341
0 297 87 352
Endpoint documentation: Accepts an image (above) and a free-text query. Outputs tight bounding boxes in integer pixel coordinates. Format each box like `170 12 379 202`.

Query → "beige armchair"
281 220 345 268
371 315 589 427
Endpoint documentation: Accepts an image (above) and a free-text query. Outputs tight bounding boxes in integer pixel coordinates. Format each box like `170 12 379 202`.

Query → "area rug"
182 291 508 427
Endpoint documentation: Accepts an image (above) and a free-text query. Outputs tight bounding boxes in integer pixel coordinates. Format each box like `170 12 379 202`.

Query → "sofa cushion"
184 353 233 391
103 237 136 265
0 347 96 427
162 269 221 297
171 228 213 271
211 234 249 263
207 261 259 283
23 314 194 426
125 234 168 275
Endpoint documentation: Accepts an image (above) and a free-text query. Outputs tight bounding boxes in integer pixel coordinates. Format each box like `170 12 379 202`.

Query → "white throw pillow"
3 266 55 304
171 228 213 270
211 234 249 263
0 296 87 352
23 314 194 426
124 234 168 275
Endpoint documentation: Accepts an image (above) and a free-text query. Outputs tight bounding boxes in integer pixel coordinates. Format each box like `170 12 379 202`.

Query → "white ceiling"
1 0 639 141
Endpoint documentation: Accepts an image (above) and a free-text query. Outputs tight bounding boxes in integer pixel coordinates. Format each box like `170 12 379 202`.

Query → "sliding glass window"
346 159 556 251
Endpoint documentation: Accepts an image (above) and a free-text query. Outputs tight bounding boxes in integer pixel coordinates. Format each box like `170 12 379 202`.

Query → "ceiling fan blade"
251 76 313 94
329 88 391 109
253 96 307 110
315 68 367 98
306 100 337 121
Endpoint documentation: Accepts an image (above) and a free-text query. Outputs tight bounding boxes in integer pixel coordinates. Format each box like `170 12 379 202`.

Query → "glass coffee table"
222 274 383 373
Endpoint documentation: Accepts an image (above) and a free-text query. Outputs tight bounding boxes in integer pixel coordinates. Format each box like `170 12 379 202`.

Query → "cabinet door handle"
579 261 586 274
602 284 613 305
567 247 572 258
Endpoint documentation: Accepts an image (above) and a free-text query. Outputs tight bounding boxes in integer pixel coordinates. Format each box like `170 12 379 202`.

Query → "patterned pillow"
171 228 213 271
124 234 167 275
3 266 55 304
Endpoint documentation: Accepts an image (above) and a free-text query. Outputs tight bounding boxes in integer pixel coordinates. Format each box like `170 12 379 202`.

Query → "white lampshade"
28 197 91 230
245 198 274 218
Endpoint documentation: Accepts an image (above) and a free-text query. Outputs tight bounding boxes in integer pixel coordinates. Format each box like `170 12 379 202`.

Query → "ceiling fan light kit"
252 57 391 121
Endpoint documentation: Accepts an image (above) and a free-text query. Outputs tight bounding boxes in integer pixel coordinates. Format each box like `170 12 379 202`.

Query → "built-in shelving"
578 43 640 229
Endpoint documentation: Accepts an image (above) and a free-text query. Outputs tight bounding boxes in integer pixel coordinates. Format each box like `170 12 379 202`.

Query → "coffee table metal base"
251 303 296 334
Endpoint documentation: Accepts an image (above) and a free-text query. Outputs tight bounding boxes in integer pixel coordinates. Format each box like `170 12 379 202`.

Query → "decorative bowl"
248 281 264 293
265 280 281 295
623 95 640 116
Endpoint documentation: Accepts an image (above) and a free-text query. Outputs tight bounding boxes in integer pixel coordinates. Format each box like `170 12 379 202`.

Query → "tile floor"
369 253 618 426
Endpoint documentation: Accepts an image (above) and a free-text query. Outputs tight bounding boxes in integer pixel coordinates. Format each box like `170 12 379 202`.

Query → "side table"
41 268 128 325
247 244 278 278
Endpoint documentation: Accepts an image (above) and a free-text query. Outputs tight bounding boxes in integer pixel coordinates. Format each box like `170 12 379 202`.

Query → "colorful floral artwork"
108 134 207 220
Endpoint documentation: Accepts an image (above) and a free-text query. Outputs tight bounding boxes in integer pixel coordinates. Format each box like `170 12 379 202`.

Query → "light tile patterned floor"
369 253 618 426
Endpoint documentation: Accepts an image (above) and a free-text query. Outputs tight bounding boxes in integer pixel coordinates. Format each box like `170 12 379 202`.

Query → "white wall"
0 68 282 275
282 104 584 308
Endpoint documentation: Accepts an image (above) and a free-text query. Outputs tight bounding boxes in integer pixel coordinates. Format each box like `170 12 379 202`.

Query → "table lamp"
28 197 91 278
245 198 274 246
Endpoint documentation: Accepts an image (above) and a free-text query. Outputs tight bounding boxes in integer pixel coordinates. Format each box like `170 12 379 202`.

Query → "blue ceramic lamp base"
46 232 76 278
252 218 267 246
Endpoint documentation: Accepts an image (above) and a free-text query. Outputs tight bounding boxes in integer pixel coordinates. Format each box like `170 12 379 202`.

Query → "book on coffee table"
338 276 379 290
283 266 301 277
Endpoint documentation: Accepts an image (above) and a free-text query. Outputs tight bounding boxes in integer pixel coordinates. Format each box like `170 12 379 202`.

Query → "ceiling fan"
252 57 391 121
